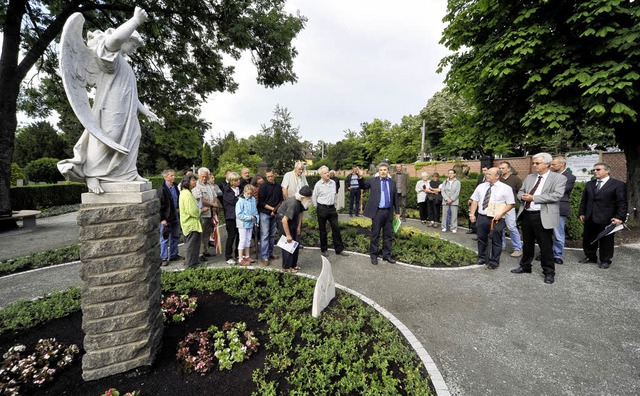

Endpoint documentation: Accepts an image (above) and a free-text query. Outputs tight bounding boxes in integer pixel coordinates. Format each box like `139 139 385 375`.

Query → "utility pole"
420 119 426 161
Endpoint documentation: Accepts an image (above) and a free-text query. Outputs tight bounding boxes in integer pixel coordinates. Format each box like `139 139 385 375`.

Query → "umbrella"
392 217 401 234
254 223 260 256
590 222 625 245
486 217 497 262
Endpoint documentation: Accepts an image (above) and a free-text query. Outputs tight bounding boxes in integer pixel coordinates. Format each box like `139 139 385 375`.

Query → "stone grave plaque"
312 256 336 317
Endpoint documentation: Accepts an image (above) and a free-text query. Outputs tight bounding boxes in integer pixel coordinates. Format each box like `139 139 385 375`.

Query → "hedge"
10 183 86 210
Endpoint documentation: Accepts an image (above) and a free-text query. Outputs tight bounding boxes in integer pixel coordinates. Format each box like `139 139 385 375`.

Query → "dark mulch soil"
0 291 267 396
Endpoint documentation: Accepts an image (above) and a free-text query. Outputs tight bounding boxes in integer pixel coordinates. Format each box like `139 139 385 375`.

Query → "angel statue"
57 7 161 194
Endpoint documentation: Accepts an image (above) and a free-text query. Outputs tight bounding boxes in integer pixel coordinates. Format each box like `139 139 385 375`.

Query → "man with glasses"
578 162 627 269
550 156 576 264
511 153 566 284
498 162 523 257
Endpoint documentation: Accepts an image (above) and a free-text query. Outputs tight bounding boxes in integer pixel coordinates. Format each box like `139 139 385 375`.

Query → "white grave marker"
312 256 336 317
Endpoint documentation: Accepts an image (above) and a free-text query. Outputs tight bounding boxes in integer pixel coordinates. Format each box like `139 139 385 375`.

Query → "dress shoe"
169 255 184 261
477 261 486 266
486 264 499 270
203 253 213 257
337 251 350 257
382 257 396 264
472 237 478 241
544 274 555 284
510 250 522 258
510 267 532 274
199 255 207 262
269 254 280 260
321 251 329 257
599 262 610 269
161 260 169 266
578 257 597 264
370 257 378 265
466 229 476 234
554 258 563 265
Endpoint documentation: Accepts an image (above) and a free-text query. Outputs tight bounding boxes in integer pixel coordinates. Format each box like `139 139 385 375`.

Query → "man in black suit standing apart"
359 162 400 265
578 162 627 269
511 153 566 284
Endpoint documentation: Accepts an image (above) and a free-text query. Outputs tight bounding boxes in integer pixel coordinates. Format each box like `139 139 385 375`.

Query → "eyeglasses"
594 168 605 171
532 162 543 165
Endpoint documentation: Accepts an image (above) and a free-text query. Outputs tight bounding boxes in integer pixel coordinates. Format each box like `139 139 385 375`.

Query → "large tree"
440 0 639 218
254 104 305 175
12 121 66 166
0 0 306 216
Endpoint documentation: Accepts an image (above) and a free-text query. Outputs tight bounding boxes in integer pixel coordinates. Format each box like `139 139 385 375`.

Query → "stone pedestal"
77 182 163 381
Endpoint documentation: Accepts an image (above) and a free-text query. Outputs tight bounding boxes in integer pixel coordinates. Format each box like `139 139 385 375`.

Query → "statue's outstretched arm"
105 7 148 52
138 100 163 124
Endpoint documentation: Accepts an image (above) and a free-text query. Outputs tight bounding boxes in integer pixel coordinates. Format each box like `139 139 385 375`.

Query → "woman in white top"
415 172 430 224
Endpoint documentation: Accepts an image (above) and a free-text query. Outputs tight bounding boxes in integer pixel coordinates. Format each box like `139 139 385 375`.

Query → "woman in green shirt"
179 174 208 268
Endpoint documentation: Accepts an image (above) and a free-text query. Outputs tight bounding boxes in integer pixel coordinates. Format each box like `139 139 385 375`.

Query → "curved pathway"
1 214 639 395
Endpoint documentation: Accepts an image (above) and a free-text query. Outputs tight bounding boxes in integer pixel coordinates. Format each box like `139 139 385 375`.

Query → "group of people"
158 154 628 283
467 153 627 284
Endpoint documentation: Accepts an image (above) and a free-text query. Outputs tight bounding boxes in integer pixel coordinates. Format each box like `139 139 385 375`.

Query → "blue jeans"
160 220 180 260
260 213 277 259
553 215 566 259
502 207 522 251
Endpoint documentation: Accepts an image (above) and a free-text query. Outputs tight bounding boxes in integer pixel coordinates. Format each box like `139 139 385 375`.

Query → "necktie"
382 178 390 208
524 175 543 209
482 184 492 210
596 180 602 191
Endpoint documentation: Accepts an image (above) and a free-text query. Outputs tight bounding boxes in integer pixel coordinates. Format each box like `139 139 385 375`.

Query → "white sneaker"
226 259 236 265
452 229 457 233
442 228 447 232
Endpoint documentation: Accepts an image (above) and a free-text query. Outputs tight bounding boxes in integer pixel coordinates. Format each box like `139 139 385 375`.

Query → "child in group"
235 184 259 266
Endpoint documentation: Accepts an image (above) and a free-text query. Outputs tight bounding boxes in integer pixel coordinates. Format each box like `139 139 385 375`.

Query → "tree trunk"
615 121 639 221
0 0 27 216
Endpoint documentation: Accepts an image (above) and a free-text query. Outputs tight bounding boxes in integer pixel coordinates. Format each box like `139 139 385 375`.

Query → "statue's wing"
60 13 129 155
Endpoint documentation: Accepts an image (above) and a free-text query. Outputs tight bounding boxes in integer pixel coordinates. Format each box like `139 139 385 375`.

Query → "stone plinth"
77 183 163 381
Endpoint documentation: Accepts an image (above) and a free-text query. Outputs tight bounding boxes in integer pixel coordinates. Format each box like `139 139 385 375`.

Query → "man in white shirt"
312 166 349 257
468 167 515 269
191 167 218 261
281 161 309 200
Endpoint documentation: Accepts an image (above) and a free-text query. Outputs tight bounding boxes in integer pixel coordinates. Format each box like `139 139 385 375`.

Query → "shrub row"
10 183 86 210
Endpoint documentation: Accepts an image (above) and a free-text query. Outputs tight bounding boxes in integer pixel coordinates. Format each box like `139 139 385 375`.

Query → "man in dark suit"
511 153 566 284
578 162 627 269
359 162 400 265
550 156 576 264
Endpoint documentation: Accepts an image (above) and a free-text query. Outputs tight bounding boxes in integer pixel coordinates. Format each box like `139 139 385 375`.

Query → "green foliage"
439 0 637 157
254 105 306 175
202 143 213 171
161 268 433 394
10 183 85 210
147 176 164 190
0 287 82 336
11 122 66 167
0 245 80 277
567 182 586 241
10 163 23 186
22 157 64 184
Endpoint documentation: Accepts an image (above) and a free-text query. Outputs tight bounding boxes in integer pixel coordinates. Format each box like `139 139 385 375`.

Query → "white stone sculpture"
57 7 161 194
312 256 336 318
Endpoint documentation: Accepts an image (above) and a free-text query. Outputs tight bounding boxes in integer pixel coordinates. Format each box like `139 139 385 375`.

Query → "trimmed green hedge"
10 183 86 210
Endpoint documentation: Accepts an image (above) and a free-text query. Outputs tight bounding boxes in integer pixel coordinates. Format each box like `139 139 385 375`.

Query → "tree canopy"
0 0 306 215
439 0 639 217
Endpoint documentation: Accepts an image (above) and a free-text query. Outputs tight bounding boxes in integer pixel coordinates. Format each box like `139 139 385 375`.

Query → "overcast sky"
202 0 450 144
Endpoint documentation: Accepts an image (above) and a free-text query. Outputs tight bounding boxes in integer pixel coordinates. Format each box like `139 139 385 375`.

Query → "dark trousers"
370 208 393 259
519 211 555 276
282 222 299 269
427 201 441 223
184 231 201 268
317 204 344 253
396 193 407 218
349 190 361 216
225 220 239 260
583 219 615 264
418 202 428 221
476 214 505 267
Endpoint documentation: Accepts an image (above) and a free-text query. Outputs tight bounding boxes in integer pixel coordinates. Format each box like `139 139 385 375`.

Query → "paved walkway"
1 213 639 396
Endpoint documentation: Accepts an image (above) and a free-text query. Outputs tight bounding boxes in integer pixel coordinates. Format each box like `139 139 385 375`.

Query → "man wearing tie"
511 153 566 284
468 167 515 269
578 162 627 269
359 162 400 265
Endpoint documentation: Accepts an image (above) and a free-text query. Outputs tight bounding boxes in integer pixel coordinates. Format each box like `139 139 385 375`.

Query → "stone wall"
77 184 163 381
